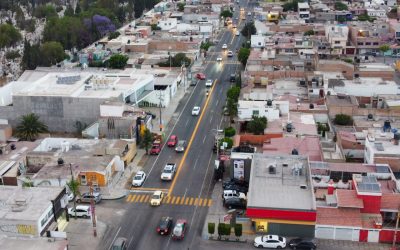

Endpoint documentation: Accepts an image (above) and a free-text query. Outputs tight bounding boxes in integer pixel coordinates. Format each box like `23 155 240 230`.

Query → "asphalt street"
97 1 252 250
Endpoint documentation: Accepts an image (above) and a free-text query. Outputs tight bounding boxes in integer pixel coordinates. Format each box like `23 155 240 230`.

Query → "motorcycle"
206 90 209 96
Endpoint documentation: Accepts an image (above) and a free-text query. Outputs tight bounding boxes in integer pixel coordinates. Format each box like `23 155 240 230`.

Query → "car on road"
167 135 178 147
205 79 213 87
254 235 286 249
161 163 177 181
76 192 101 204
175 140 187 152
195 73 206 80
172 219 187 240
223 182 248 193
288 238 317 249
132 171 146 187
222 189 246 200
223 197 246 209
216 57 222 62
157 216 173 235
112 237 127 250
192 106 201 116
247 11 252 16
150 190 164 206
236 30 240 36
230 74 236 82
227 51 233 57
150 144 161 155
222 44 228 49
68 205 91 218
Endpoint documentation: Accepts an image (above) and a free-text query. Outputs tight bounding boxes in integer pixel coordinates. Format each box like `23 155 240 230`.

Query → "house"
237 100 289 122
327 78 399 97
348 22 389 54
0 186 67 237
246 154 317 237
263 137 323 161
326 94 359 117
298 2 310 21
157 18 178 31
336 131 366 160
325 25 349 55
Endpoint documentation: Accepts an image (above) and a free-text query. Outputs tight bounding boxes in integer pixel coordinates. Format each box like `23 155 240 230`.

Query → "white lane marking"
108 226 121 250
203 135 207 144
185 119 190 127
216 99 219 106
183 188 188 198
193 157 199 170
127 236 134 249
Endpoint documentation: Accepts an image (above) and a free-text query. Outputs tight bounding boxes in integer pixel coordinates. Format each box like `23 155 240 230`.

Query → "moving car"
192 106 201 116
227 51 233 57
167 135 178 147
222 44 228 49
157 216 173 235
161 163 177 181
230 74 236 82
172 219 187 240
76 192 102 204
254 235 286 249
132 171 146 187
112 237 127 250
288 238 317 250
247 11 252 16
205 79 213 87
222 189 246 200
216 57 222 62
175 140 187 152
150 190 164 206
236 31 240 36
223 197 246 209
195 73 206 80
68 205 91 218
150 144 161 155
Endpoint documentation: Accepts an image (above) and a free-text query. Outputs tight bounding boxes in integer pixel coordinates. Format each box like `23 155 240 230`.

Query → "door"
359 230 368 242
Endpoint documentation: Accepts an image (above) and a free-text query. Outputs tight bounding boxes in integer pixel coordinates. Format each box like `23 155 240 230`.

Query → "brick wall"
235 133 283 146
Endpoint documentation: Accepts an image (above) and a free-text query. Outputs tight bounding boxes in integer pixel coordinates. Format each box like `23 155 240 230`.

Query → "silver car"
175 140 186 153
76 192 102 204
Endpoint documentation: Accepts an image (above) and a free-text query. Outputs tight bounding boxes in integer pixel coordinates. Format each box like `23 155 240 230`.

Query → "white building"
325 25 349 55
158 18 178 31
298 2 310 20
366 6 387 17
328 77 400 97
237 100 289 121
251 35 265 48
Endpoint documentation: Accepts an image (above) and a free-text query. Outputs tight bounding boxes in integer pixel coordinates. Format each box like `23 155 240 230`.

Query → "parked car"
150 144 161 155
205 79 213 87
161 163 177 181
172 219 187 240
223 182 248 193
175 140 186 152
222 43 228 49
230 74 236 82
227 51 233 57
150 190 164 206
195 73 206 80
254 235 286 249
223 197 246 209
222 189 246 200
167 135 178 147
192 106 201 116
247 11 252 16
288 238 317 250
157 216 173 235
76 192 101 204
111 237 127 250
132 171 146 187
68 205 91 218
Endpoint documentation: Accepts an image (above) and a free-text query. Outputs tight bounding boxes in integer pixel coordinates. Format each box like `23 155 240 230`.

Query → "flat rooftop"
0 186 63 221
248 154 316 211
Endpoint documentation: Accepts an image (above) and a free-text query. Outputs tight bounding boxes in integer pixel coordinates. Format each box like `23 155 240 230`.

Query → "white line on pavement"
108 226 121 250
203 135 207 144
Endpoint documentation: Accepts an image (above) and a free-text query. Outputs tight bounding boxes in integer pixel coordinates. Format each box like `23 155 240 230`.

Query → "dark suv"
157 217 173 235
288 238 317 249
230 74 236 82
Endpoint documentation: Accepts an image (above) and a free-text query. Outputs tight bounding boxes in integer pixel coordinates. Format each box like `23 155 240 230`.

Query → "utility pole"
158 89 164 131
392 206 400 250
89 182 97 237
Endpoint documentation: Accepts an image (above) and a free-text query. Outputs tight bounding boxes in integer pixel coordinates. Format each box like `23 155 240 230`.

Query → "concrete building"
237 100 289 122
246 154 316 237
327 78 399 97
298 2 310 21
0 186 67 237
325 25 349 55
0 68 155 132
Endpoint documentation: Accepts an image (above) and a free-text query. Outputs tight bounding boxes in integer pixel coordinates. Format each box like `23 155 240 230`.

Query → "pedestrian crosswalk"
125 194 213 207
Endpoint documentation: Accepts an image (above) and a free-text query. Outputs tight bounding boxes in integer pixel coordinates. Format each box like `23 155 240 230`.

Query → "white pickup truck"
222 190 246 201
161 163 177 181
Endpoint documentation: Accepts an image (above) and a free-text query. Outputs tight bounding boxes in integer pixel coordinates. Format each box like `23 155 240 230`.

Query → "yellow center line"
194 198 199 206
180 197 186 205
134 195 141 203
168 79 218 195
184 197 190 205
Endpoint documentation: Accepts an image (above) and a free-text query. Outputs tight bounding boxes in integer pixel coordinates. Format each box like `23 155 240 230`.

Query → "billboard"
233 160 245 180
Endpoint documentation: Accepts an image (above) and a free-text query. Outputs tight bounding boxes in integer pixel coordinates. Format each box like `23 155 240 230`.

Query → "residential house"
298 2 311 21
348 22 389 54
325 25 349 55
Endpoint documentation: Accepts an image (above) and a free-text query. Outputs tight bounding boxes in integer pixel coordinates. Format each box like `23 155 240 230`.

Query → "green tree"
304 30 315 36
22 40 41 70
75 1 81 14
335 1 348 11
334 114 353 126
39 41 66 66
238 47 250 66
379 44 390 63
151 24 161 31
0 24 22 48
241 22 256 38
200 41 213 51
16 113 49 141
22 177 34 187
64 4 74 16
177 2 185 12
226 98 237 123
34 4 57 19
108 31 121 40
224 127 236 137
227 86 240 102
220 137 233 149
234 224 242 240
107 54 129 69
5 50 21 60
220 9 233 18
282 0 298 11
247 116 267 135
15 6 26 29
141 128 153 154
358 14 375 22
67 178 80 219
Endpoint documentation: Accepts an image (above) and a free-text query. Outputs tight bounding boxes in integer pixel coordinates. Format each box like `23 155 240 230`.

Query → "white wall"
100 105 124 117
0 81 13 106
251 35 265 48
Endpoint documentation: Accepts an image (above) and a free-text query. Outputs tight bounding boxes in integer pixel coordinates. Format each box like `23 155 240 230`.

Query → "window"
358 42 363 46
373 42 379 45
252 110 259 116
334 41 340 44
365 42 371 45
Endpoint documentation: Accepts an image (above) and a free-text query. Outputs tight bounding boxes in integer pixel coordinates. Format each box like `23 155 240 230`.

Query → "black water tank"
309 103 314 109
299 80 306 86
57 158 64 165
267 100 272 106
394 133 400 140
368 114 373 119
10 144 16 150
292 149 299 155
287 123 293 133
384 120 391 127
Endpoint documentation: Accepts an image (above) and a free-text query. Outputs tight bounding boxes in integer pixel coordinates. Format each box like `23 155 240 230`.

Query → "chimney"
327 180 335 195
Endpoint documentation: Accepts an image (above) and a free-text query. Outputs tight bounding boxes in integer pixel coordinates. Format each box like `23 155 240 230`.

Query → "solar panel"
374 143 384 151
358 183 381 193
376 165 390 173
361 176 377 184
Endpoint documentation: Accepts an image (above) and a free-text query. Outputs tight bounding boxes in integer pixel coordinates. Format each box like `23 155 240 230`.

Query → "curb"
101 191 128 200
208 237 248 243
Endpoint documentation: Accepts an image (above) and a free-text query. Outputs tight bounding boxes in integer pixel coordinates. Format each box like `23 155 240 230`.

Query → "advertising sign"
233 160 245 180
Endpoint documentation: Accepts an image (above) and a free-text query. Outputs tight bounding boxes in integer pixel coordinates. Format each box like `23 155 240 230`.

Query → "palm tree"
67 179 80 219
16 113 48 141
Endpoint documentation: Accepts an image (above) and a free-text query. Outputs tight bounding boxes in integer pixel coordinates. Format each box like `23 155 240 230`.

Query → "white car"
222 190 246 200
222 44 228 49
68 205 91 218
205 79 213 87
161 163 177 181
216 57 222 62
227 51 233 57
132 171 146 187
236 31 240 36
254 235 286 249
192 106 201 116
247 12 252 16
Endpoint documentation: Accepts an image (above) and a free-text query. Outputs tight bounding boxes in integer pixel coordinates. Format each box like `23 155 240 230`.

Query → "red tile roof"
336 189 364 208
317 207 362 227
381 193 400 211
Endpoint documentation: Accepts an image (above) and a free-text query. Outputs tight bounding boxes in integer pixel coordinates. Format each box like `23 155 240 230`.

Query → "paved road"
98 1 251 250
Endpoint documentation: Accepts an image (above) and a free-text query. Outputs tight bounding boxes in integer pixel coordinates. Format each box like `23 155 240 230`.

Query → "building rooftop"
265 112 318 136
0 186 63 221
326 94 358 107
336 189 364 208
248 154 316 211
317 207 362 227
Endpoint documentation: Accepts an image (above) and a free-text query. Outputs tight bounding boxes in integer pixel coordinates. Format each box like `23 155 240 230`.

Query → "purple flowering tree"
84 15 116 38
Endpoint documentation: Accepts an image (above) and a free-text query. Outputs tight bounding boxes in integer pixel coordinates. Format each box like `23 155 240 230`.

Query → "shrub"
208 222 215 235
234 224 242 238
334 114 353 126
220 137 233 149
5 50 20 60
108 31 120 40
247 116 268 135
224 127 236 137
